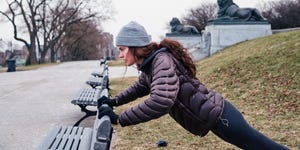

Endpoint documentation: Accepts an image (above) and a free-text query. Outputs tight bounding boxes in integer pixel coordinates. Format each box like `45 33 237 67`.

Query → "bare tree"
0 0 114 64
0 0 45 65
182 2 217 33
260 0 300 29
36 0 113 63
59 20 102 61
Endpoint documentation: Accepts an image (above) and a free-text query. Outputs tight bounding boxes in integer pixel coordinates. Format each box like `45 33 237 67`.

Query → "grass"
108 59 125 66
109 30 300 150
0 63 59 73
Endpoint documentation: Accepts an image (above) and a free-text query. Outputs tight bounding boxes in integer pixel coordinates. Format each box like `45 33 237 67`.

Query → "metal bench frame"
91 65 108 78
86 69 109 89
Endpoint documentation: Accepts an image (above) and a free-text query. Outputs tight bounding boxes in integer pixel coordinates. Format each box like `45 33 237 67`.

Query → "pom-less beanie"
116 21 151 47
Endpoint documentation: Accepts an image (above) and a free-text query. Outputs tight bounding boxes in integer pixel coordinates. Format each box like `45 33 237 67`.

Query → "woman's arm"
115 73 150 105
118 53 180 126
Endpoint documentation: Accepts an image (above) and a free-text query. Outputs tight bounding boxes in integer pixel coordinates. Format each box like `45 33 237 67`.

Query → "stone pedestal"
165 34 204 61
189 45 210 61
165 34 201 49
205 21 272 55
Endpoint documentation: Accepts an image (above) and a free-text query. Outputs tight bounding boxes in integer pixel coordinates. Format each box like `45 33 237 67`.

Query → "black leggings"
211 100 289 150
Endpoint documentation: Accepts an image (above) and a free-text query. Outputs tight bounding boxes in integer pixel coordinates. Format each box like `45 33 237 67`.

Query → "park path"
0 60 138 150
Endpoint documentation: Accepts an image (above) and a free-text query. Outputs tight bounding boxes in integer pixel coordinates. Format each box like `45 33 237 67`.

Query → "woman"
97 21 289 149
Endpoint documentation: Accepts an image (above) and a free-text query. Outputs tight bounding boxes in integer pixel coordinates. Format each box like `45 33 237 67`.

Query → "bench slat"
91 72 103 77
71 127 83 150
86 69 109 88
78 128 93 150
57 126 73 149
86 77 104 87
71 88 101 106
38 126 62 149
50 126 68 150
38 126 93 150
64 127 79 150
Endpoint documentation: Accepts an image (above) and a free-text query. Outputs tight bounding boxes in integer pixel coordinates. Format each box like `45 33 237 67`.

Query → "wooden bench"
38 112 113 150
91 63 108 78
38 61 113 150
38 89 113 150
86 69 109 89
100 58 107 66
38 126 93 150
71 88 101 106
71 87 104 126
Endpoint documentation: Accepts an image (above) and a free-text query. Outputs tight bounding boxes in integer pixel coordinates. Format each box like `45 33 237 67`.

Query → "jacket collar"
138 47 167 71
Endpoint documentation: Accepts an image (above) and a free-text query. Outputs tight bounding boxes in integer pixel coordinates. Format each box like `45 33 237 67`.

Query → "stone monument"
205 0 272 54
188 31 211 61
168 17 199 35
165 17 207 61
166 17 201 49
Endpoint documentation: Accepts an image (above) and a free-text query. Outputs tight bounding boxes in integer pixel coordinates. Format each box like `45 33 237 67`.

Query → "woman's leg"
211 100 289 150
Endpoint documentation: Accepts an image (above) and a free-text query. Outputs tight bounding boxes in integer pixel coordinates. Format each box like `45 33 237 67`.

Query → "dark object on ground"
157 140 168 147
6 59 16 72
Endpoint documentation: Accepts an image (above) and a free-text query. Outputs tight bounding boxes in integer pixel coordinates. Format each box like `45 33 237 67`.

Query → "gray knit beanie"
116 21 151 47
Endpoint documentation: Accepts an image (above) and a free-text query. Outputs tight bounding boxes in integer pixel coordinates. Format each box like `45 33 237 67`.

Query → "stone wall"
205 21 272 55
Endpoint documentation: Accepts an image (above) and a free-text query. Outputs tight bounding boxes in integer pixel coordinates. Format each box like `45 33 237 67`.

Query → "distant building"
14 48 29 65
0 39 28 66
0 52 4 66
100 32 117 60
22 44 52 63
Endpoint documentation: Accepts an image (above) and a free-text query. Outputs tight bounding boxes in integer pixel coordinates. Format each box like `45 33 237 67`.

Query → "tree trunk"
29 36 38 64
24 43 37 65
40 50 47 63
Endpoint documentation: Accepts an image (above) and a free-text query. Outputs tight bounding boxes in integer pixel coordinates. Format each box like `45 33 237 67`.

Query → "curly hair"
130 38 197 78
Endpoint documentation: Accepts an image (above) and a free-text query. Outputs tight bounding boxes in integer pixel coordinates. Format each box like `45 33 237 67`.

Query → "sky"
0 0 273 47
102 0 273 43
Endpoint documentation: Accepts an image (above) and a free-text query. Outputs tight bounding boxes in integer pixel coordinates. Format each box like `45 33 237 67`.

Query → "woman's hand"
98 106 119 124
97 96 118 108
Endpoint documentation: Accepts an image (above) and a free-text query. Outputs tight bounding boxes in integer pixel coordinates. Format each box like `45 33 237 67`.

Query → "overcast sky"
103 0 273 42
0 0 273 46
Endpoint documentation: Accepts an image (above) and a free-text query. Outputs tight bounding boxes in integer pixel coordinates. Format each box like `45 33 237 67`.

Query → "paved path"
0 60 138 150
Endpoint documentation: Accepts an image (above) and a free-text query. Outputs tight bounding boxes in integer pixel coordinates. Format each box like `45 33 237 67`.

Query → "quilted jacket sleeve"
115 73 150 106
118 53 180 127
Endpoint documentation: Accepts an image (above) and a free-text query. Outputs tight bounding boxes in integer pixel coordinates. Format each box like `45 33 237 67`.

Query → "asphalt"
0 60 139 150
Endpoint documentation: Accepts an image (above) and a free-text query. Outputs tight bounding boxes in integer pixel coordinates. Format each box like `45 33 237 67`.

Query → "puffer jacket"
115 48 224 136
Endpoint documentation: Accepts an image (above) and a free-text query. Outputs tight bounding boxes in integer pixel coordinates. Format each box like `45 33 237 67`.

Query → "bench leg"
74 105 97 126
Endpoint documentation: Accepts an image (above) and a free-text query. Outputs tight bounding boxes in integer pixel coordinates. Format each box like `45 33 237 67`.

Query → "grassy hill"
110 30 300 150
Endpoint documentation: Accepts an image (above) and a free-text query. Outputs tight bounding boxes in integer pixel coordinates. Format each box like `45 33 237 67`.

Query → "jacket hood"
138 48 167 71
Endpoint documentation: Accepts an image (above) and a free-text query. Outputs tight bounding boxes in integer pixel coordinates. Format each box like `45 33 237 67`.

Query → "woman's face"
118 46 136 66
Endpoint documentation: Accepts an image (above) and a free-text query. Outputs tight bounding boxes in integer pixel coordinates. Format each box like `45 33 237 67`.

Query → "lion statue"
216 0 266 21
169 17 199 35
